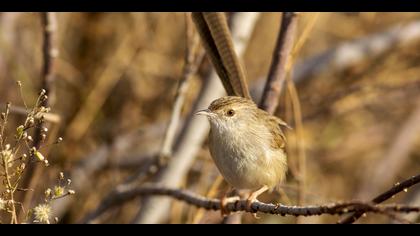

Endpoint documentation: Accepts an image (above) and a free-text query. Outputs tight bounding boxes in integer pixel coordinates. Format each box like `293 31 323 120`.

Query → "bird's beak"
195 109 212 116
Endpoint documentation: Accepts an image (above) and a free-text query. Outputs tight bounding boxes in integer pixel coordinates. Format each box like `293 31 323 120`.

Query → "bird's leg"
246 185 269 216
220 187 240 216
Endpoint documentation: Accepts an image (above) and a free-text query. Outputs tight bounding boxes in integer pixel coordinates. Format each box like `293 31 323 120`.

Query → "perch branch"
82 184 420 223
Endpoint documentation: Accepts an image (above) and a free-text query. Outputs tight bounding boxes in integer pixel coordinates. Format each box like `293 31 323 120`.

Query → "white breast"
208 122 287 190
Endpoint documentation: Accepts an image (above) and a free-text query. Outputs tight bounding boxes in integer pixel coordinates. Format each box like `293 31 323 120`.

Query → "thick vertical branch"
36 12 58 148
259 12 298 114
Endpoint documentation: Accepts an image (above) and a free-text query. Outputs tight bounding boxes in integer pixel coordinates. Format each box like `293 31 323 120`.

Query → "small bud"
40 107 50 113
45 188 52 198
16 125 24 137
27 135 33 142
41 133 47 142
40 89 46 96
67 179 72 186
34 150 45 161
26 117 35 127
53 186 64 197
54 217 59 223
59 172 64 180
44 160 49 167
68 189 75 195
1 112 5 120
16 80 22 87
56 137 63 144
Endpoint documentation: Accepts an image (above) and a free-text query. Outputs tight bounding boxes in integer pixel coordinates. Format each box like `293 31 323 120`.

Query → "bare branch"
259 12 298 114
159 13 205 161
0 103 61 123
82 184 420 223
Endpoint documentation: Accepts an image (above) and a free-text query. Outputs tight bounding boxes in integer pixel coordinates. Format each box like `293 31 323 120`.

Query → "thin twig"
338 174 420 224
286 74 307 215
282 13 320 223
259 12 298 114
159 13 205 162
82 184 420 223
1 103 61 123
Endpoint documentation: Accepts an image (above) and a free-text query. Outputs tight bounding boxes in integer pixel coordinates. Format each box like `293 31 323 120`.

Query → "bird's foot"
245 185 269 219
220 195 241 216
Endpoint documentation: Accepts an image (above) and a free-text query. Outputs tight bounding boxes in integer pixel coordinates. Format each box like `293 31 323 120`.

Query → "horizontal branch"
83 185 420 223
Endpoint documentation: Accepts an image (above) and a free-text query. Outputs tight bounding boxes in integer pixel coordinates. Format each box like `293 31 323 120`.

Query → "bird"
196 96 289 215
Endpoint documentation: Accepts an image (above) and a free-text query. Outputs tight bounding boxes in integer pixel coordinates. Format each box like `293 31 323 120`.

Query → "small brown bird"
196 96 289 213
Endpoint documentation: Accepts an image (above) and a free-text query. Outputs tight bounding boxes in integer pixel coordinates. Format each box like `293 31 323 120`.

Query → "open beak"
195 109 212 116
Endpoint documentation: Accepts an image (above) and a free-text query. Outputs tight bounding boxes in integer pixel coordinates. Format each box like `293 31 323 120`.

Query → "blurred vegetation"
0 12 420 224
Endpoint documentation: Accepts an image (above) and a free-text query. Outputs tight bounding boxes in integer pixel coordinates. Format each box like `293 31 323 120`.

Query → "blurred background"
0 12 419 224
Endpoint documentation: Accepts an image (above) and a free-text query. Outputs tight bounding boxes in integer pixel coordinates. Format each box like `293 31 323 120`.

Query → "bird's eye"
226 109 235 117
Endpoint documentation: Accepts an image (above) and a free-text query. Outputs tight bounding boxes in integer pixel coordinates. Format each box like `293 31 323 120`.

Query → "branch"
35 12 58 148
0 103 61 123
259 12 298 114
159 13 205 161
82 184 419 223
338 174 420 224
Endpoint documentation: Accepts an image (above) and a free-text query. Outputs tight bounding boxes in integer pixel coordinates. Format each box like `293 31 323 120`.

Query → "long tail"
191 12 251 99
